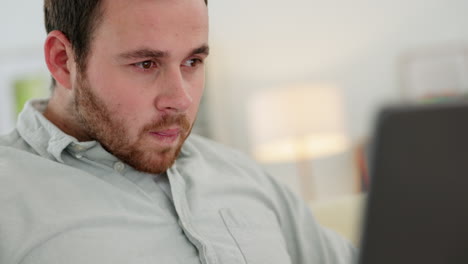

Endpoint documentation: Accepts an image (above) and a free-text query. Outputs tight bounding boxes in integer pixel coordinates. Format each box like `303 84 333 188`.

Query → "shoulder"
183 134 244 156
0 130 46 183
177 134 293 202
0 131 46 183
181 134 265 176
0 129 35 153
183 134 258 166
0 144 91 194
0 145 60 182
0 129 21 146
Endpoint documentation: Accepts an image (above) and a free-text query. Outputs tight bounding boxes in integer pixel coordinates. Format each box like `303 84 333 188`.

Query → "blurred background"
2 0 468 244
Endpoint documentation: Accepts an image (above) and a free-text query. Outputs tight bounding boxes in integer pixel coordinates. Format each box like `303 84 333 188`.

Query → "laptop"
358 100 468 264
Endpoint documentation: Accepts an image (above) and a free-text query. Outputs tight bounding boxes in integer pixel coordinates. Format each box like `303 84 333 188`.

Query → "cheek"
108 100 149 141
86 73 151 135
107 93 152 130
86 60 147 112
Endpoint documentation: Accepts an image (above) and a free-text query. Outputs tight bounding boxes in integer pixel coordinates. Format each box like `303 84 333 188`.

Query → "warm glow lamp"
248 84 349 201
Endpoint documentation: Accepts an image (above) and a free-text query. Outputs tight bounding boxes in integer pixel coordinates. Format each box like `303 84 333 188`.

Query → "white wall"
0 1 45 51
0 1 47 134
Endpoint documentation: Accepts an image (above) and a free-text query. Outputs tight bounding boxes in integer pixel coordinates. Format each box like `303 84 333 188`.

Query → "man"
0 0 356 263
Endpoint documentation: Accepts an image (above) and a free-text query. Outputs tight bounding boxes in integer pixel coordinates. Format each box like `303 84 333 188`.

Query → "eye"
182 58 203 68
134 60 157 71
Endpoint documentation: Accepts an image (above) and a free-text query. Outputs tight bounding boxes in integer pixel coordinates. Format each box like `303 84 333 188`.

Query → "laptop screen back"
358 101 468 264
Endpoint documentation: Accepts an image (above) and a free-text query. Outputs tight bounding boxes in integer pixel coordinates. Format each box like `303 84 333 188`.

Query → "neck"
43 93 91 142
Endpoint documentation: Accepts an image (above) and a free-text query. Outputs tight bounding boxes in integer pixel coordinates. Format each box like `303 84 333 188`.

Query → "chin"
120 142 184 175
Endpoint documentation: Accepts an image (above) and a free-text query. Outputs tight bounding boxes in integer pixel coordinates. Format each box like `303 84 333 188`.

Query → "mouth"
149 128 181 143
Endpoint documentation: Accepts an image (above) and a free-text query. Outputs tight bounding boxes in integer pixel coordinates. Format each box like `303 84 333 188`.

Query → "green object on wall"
13 75 49 115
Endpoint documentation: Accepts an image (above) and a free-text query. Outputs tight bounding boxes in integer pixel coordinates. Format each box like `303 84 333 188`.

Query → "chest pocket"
218 208 292 264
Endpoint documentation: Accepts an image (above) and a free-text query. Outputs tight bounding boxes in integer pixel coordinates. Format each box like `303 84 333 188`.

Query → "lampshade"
248 84 349 162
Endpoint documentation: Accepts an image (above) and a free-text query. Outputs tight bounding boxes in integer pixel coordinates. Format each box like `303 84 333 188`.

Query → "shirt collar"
16 99 96 163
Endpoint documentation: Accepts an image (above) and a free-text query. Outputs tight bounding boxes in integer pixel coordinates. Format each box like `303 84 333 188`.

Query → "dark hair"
44 0 207 88
44 0 103 72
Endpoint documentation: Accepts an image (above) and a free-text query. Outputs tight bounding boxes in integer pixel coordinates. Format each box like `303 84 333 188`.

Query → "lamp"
248 83 349 201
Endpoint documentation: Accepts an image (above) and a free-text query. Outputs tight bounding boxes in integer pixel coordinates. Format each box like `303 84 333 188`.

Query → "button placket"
168 167 219 264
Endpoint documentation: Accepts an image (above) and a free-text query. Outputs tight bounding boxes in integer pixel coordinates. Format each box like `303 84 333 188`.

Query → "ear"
44 30 76 90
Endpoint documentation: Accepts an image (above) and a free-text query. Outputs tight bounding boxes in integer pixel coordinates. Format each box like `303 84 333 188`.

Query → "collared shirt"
0 100 356 264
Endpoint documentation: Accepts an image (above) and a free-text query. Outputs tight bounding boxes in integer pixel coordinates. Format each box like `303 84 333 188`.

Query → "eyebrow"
191 45 210 56
118 49 168 60
117 44 210 61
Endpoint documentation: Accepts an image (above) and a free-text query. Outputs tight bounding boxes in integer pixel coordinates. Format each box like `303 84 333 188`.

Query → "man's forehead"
101 0 208 20
94 0 208 55
98 0 208 35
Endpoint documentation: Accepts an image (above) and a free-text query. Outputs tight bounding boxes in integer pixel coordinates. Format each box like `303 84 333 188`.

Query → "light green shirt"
0 100 356 264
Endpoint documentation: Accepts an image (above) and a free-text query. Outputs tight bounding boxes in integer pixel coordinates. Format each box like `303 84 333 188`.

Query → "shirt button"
114 162 125 173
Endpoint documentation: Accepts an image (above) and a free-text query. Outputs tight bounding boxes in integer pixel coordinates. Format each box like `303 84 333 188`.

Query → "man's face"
72 0 209 174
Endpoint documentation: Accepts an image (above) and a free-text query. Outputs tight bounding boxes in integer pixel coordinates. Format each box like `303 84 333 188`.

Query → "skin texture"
43 0 209 174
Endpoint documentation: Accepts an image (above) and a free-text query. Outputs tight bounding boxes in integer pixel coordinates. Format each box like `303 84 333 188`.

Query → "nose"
154 67 192 114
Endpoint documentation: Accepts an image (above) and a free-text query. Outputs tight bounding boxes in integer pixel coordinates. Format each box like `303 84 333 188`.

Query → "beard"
71 71 192 174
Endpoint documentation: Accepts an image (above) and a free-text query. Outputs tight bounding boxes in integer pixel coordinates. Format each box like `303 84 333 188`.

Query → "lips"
151 128 180 137
148 128 181 144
